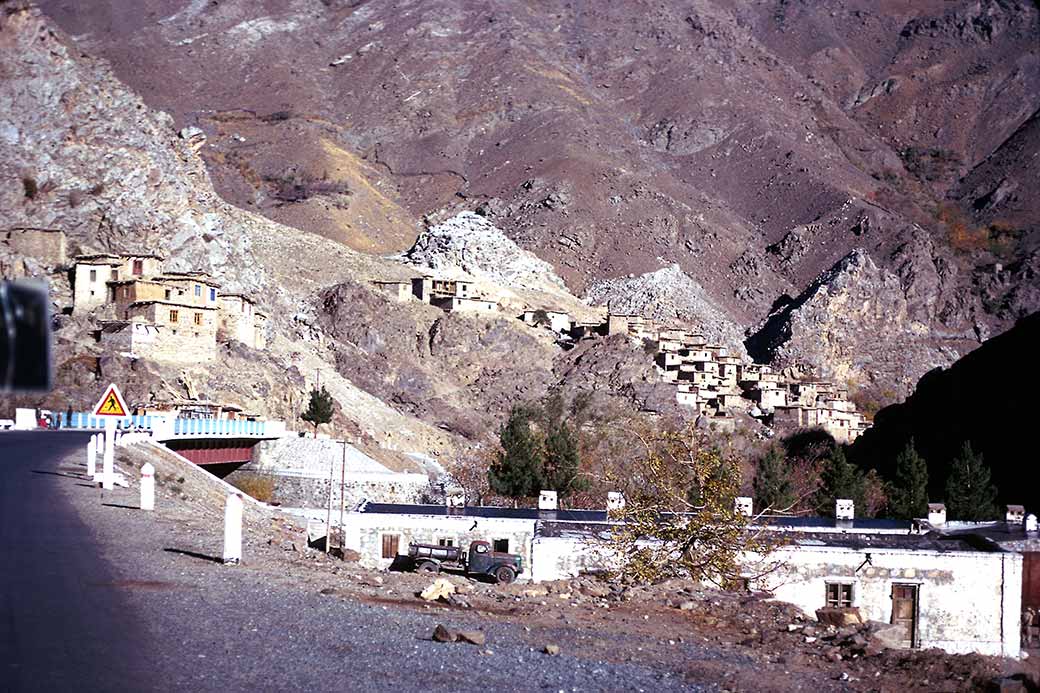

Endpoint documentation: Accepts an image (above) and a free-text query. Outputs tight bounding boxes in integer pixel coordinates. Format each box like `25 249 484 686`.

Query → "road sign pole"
102 418 115 490
223 493 243 565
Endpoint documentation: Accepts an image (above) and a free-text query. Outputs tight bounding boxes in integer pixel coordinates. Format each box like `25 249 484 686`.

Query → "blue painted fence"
62 412 266 436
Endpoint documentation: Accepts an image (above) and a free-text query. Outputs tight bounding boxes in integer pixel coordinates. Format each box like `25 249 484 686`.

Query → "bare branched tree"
608 427 779 586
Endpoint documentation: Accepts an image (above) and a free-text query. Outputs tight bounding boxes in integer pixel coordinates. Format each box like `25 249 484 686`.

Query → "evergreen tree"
542 421 587 499
488 406 544 501
301 386 334 438
945 442 998 521
753 445 794 512
887 439 929 519
816 448 865 515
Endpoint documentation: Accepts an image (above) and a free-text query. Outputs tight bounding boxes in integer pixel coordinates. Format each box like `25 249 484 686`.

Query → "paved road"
0 430 156 691
1 432 711 693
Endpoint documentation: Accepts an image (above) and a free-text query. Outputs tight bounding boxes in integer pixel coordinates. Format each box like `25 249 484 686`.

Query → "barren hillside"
31 0 1040 400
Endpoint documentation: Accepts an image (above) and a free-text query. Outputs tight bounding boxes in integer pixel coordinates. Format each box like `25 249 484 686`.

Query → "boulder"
432 624 457 643
815 607 863 627
456 630 486 646
419 578 455 602
544 644 561 656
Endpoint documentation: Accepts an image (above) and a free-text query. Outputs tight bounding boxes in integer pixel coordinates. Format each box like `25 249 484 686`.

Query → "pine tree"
543 421 587 499
488 406 544 502
753 445 794 512
816 448 865 515
945 442 998 521
301 386 334 438
887 439 929 519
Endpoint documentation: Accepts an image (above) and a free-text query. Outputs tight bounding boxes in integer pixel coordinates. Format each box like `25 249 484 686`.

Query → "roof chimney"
445 489 465 509
927 503 946 528
835 499 854 527
538 490 558 511
607 491 625 513
1006 505 1026 532
735 496 753 517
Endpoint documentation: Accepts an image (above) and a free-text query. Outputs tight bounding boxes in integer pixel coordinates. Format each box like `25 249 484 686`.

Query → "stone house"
343 496 1021 657
98 320 160 357
124 299 219 363
522 309 573 334
412 276 498 314
2 227 66 267
157 272 221 308
72 252 164 312
371 280 414 302
218 293 266 349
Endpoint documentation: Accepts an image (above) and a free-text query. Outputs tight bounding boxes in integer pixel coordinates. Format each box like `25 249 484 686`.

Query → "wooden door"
1022 553 1040 609
381 534 399 559
891 584 919 646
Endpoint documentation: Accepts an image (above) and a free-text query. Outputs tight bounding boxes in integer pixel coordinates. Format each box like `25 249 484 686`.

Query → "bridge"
58 411 287 476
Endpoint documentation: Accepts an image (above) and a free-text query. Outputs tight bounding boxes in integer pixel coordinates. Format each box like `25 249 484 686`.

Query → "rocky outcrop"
746 249 960 399
403 212 568 296
586 265 748 358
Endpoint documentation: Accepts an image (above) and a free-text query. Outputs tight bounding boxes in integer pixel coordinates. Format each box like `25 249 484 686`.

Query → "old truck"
406 540 523 584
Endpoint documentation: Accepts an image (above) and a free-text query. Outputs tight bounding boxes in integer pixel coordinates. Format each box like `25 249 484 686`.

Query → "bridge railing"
59 412 284 438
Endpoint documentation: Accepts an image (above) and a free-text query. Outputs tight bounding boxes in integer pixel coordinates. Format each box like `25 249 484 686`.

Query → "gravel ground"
40 441 1024 692
54 445 718 692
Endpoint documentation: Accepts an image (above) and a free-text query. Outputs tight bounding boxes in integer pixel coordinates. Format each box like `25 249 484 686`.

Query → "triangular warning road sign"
92 383 129 418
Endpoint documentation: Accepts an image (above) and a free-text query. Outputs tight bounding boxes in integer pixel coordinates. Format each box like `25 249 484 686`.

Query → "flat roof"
158 274 221 287
75 252 163 261
358 502 609 522
127 300 219 310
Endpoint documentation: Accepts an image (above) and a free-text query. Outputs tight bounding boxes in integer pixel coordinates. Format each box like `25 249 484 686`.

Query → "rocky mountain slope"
0 5 684 464
850 311 1040 503
31 0 1040 403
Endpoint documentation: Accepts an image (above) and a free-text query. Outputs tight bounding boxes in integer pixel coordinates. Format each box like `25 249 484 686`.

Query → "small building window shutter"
133 259 143 275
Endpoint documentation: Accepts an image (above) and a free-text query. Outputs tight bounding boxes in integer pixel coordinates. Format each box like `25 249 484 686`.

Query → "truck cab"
407 539 523 584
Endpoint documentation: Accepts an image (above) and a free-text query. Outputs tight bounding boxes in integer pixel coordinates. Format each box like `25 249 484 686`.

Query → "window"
169 310 179 323
195 284 202 297
89 269 97 282
132 259 143 275
493 539 509 553
194 313 202 326
437 538 455 547
825 582 853 608
381 534 399 558
111 269 118 280
165 290 171 300
209 288 216 301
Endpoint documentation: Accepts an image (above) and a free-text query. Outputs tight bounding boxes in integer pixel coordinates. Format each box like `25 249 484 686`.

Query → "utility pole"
325 449 334 555
339 440 347 539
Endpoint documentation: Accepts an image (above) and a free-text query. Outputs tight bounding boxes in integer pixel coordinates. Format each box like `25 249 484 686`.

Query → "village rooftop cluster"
374 275 870 442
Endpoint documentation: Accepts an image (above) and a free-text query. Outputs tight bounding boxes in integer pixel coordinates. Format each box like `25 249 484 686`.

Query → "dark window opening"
493 539 509 553
825 582 853 608
437 538 455 547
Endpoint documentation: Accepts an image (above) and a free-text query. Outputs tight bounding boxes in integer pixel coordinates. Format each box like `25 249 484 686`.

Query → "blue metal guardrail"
61 412 266 436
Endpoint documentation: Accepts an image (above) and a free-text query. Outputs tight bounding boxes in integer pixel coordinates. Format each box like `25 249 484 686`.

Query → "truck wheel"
417 561 440 574
494 566 516 584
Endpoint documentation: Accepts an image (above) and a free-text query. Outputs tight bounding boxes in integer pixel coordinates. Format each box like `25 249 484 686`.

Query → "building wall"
759 545 1022 657
73 261 117 311
218 295 257 347
344 513 536 574
531 535 617 582
124 302 218 363
226 469 429 508
4 228 66 266
100 322 159 354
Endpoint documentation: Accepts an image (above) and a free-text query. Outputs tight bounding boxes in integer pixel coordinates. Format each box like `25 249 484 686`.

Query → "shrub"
231 473 276 503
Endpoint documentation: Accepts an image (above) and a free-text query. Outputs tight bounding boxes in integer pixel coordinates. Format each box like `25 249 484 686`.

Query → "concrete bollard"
140 463 155 511
102 420 115 490
223 493 243 565
86 435 96 476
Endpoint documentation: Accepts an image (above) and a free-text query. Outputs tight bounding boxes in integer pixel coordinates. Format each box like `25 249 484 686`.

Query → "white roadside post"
102 418 115 490
223 493 243 565
140 463 155 511
86 435 96 476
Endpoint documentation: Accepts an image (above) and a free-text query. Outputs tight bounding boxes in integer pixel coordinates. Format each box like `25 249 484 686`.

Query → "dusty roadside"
62 443 1031 692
